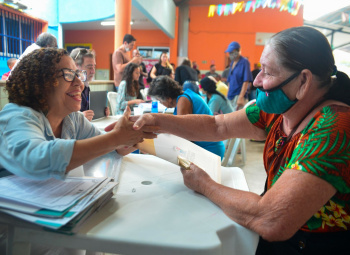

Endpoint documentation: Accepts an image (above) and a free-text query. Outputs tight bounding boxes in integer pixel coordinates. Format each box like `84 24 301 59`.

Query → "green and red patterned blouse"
246 104 350 233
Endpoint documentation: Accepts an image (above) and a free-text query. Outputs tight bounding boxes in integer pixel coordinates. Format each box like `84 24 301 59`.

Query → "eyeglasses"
57 68 87 82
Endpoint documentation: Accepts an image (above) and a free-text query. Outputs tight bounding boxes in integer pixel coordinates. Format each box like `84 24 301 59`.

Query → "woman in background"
149 52 174 80
147 76 225 159
200 76 233 115
115 62 145 114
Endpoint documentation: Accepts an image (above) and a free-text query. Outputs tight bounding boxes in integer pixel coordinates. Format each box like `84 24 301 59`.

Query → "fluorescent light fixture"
101 20 134 26
101 21 115 26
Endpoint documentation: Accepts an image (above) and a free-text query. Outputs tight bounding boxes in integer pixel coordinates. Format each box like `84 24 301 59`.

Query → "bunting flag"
208 0 303 17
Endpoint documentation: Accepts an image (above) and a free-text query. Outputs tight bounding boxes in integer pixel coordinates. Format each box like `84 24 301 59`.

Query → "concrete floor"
233 139 267 195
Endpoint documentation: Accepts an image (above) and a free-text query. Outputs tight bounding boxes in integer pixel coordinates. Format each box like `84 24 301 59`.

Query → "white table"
2 154 259 255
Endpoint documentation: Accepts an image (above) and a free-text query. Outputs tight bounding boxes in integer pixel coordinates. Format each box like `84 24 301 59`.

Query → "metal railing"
0 6 43 59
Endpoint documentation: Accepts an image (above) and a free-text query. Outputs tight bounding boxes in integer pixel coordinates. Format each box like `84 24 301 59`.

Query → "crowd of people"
1 26 350 254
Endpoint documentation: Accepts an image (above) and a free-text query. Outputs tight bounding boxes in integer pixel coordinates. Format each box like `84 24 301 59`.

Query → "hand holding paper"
138 134 222 183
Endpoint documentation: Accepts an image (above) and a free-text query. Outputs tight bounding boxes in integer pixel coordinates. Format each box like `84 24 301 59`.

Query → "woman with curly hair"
147 75 225 159
115 62 145 114
0 48 157 180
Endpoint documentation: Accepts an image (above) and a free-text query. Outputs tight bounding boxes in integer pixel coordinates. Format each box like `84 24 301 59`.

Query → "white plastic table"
2 154 259 255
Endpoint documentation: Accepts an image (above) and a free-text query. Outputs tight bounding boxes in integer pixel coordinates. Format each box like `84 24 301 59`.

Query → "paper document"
138 134 222 183
0 176 106 211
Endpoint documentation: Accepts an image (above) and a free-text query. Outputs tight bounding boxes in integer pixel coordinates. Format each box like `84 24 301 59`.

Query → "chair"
107 91 118 116
139 89 146 100
221 99 256 167
140 87 149 101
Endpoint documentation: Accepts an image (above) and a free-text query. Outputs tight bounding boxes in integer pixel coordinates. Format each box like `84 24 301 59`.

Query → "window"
0 6 44 58
138 47 170 59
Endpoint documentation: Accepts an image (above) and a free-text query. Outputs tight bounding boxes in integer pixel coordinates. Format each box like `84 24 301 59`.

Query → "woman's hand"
180 163 213 195
130 99 145 105
112 107 157 147
130 113 157 130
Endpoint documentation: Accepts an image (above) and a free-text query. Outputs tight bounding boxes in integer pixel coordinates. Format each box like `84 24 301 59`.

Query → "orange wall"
65 30 114 69
188 6 303 71
64 8 179 70
64 28 176 70
64 5 302 72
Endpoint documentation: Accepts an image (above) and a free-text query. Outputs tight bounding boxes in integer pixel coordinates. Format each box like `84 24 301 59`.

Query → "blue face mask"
256 72 300 114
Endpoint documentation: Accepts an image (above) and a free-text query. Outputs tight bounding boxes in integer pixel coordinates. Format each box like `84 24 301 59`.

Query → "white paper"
0 176 106 211
140 134 222 183
0 181 117 230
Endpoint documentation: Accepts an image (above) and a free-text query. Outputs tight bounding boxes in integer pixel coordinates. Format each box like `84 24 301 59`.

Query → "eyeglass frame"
57 68 87 82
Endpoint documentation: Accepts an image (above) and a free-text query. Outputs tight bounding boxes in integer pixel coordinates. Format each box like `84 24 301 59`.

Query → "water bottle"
151 100 158 113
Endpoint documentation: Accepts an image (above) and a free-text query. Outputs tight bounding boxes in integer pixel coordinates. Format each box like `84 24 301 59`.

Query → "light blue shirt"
115 80 136 114
208 94 233 115
0 103 102 180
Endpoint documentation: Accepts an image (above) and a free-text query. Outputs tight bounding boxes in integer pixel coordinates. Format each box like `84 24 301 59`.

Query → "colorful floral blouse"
246 104 350 233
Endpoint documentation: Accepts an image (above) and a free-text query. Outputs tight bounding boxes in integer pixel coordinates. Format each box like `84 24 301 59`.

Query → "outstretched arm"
129 108 266 142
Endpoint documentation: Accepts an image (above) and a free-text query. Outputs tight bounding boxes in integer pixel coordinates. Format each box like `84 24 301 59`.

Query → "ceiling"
304 5 350 53
61 6 158 30
61 1 350 53
62 0 242 31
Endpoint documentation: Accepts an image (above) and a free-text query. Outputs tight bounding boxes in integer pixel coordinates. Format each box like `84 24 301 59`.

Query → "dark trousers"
256 230 350 255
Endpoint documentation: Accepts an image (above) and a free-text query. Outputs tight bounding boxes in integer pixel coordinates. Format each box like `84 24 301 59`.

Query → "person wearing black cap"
225 41 253 111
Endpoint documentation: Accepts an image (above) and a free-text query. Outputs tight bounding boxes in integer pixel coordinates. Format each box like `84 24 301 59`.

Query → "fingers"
140 125 161 133
123 106 131 118
104 121 118 132
141 132 158 139
133 119 143 130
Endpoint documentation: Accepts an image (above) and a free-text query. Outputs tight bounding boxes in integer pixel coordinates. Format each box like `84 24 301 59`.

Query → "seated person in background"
149 52 174 81
200 77 233 115
70 48 109 121
204 64 219 80
132 49 147 91
208 75 229 97
0 48 157 180
115 63 145 114
131 26 350 254
1 58 16 80
147 76 225 159
221 64 230 84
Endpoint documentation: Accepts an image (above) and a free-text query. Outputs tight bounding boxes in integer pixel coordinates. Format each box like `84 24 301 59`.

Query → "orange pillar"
114 0 132 50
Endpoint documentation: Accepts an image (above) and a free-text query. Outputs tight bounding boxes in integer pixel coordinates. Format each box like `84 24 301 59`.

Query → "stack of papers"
0 175 117 234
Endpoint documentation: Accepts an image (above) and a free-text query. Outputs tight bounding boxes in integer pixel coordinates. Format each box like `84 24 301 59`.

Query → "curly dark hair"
148 75 182 101
121 62 140 97
6 48 68 112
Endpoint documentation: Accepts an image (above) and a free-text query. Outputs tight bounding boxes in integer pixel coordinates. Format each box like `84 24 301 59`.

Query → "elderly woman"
129 27 350 253
147 76 225 159
0 48 156 180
